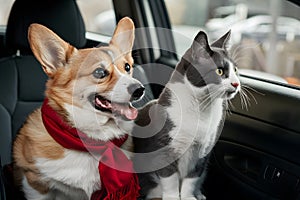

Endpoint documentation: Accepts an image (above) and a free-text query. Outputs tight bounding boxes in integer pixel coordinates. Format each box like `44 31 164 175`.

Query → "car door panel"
204 76 300 200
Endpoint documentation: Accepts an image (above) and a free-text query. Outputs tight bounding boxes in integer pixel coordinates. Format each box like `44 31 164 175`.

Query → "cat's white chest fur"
166 78 224 175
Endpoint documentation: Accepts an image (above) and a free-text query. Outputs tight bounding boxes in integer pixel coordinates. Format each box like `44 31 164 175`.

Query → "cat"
133 30 240 200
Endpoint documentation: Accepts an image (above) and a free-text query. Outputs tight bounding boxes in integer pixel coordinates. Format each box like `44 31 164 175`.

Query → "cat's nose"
231 82 239 88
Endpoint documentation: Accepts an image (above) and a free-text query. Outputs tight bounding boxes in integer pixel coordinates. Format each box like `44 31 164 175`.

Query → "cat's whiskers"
218 85 235 116
225 99 235 116
241 86 258 106
231 45 247 61
200 88 224 111
239 89 250 110
195 88 215 107
197 88 218 103
242 89 252 105
231 42 262 62
238 83 264 110
233 56 253 65
242 84 265 96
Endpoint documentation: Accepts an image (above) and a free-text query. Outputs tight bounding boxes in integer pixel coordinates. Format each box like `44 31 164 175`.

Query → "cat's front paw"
195 194 206 200
181 197 197 200
162 197 180 200
181 193 206 200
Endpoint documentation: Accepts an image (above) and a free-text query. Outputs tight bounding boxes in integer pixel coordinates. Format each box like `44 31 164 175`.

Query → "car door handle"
224 153 262 181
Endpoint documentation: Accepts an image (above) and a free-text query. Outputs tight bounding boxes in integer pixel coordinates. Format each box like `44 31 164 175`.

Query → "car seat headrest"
5 0 86 55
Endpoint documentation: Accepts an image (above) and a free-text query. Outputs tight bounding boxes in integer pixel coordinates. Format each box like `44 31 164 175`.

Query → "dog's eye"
215 68 224 76
93 68 108 79
124 63 131 73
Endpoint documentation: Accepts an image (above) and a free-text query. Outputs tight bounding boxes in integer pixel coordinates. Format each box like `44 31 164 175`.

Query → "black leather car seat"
0 0 86 166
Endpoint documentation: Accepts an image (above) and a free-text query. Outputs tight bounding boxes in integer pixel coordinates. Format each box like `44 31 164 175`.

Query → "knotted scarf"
41 99 140 200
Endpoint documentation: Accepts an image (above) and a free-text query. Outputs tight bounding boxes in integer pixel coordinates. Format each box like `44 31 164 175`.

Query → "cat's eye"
215 68 224 76
234 67 238 73
93 68 108 79
124 63 131 73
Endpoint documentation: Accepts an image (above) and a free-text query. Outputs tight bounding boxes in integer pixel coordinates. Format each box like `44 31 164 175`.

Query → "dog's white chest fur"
35 150 100 198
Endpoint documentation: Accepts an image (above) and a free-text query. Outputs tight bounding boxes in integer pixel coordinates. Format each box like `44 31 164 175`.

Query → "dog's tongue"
112 103 138 120
123 106 138 120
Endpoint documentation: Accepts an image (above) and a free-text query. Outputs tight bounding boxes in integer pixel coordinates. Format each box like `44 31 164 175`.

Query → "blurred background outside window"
1 0 300 87
0 0 114 36
165 0 300 86
77 0 115 36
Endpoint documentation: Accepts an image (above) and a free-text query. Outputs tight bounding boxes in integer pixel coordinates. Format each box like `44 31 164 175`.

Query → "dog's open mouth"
91 95 138 120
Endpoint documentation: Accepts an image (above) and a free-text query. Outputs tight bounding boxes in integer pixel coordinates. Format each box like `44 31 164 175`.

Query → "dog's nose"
128 84 145 101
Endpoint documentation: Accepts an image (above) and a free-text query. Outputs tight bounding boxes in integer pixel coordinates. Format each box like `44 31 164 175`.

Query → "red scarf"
41 99 140 200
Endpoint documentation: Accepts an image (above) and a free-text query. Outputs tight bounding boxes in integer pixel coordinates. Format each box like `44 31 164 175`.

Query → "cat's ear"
191 31 212 59
211 30 231 50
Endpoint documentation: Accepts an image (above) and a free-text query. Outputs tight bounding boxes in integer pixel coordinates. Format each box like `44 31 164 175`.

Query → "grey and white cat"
133 30 240 200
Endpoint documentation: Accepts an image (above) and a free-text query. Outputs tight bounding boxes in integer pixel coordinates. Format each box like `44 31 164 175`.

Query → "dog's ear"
28 23 76 78
109 17 135 56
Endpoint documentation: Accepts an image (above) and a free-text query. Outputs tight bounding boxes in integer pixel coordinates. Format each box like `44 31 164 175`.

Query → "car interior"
1 0 300 200
0 0 86 198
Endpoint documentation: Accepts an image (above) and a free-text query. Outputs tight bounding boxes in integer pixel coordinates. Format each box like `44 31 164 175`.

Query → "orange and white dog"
13 17 144 200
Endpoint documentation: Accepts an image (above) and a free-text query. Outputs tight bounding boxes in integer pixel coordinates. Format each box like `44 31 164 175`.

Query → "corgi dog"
13 17 144 200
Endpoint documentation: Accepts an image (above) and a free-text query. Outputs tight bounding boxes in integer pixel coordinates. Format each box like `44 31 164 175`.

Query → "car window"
0 0 115 37
77 0 115 36
165 0 300 87
0 0 14 26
